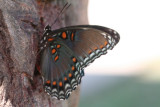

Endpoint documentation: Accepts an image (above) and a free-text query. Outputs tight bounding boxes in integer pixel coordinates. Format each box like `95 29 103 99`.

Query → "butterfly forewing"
39 25 120 100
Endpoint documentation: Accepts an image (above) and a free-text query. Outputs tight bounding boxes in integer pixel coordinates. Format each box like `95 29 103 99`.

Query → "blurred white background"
85 0 160 75
79 0 160 107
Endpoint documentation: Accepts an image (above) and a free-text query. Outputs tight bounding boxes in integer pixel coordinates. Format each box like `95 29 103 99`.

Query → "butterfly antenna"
51 2 71 27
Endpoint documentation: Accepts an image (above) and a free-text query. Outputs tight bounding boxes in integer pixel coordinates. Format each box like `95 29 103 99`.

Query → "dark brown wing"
40 25 120 100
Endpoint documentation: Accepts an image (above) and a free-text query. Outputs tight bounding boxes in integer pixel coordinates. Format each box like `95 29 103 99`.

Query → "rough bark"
0 0 88 107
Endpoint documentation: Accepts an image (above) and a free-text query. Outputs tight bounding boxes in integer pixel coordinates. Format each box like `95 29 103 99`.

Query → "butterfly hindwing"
39 25 120 100
40 35 83 100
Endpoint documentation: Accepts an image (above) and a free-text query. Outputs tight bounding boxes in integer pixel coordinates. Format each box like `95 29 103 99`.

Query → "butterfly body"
38 25 120 100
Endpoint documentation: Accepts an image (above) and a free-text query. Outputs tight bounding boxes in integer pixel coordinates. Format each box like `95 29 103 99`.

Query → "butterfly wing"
39 25 120 100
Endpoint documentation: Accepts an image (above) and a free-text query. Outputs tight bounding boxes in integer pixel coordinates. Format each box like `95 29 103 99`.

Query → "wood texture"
0 0 88 107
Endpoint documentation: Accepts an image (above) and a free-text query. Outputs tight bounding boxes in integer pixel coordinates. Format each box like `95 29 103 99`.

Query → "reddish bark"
0 0 88 107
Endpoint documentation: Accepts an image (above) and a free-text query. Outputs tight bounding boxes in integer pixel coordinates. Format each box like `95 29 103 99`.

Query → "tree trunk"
0 0 88 107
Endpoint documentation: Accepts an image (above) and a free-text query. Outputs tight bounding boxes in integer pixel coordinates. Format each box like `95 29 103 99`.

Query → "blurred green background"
79 58 160 107
79 73 160 107
79 59 160 107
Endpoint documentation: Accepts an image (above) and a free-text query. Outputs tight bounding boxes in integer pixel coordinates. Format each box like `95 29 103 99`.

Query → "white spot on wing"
44 36 46 40
96 49 101 54
107 44 110 48
108 35 111 39
90 52 95 58
40 47 43 50
40 40 43 44
82 28 88 30
59 91 64 95
52 34 56 37
60 99 64 101
102 47 107 52
101 32 106 36
65 84 71 89
108 29 112 32
46 86 51 90
74 71 79 76
84 57 89 63
52 96 58 99
108 39 111 44
113 31 117 34
52 88 57 93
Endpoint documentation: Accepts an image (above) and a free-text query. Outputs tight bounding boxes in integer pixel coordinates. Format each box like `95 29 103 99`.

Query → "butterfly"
38 24 120 100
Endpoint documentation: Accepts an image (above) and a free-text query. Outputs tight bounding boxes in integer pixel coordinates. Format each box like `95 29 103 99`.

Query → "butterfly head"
44 25 51 31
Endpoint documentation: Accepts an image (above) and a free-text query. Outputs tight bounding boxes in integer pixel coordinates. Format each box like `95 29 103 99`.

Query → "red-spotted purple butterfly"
39 25 120 100
33 2 120 100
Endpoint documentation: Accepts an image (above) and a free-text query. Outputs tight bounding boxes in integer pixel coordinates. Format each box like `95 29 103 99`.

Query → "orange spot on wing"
62 32 67 39
94 47 98 50
72 57 77 63
71 66 75 71
64 77 67 81
104 41 108 46
69 73 72 77
53 81 56 85
54 55 59 61
46 80 51 84
59 81 62 87
100 45 103 49
56 44 61 48
71 32 74 41
52 48 56 54
48 38 54 41
88 50 92 54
